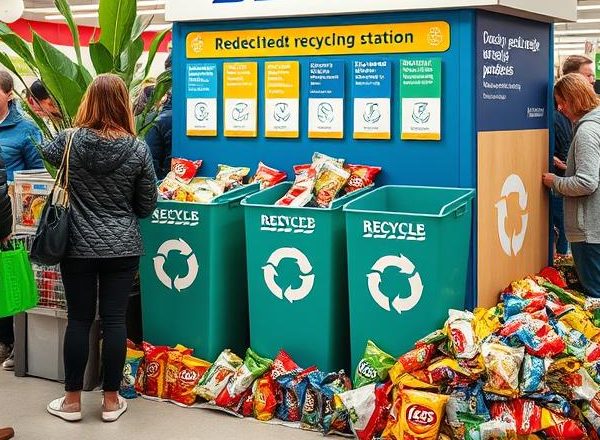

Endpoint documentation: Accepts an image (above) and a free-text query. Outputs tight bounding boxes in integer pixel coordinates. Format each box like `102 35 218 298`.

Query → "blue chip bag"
276 366 315 422
447 382 490 438
520 354 548 394
120 347 144 399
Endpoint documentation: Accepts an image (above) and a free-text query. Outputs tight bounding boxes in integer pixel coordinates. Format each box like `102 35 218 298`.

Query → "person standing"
42 74 157 422
144 92 172 180
0 70 44 368
543 73 600 297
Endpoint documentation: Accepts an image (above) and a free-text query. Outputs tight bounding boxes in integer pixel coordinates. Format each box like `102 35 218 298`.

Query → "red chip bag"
238 388 255 417
254 374 278 421
142 342 169 398
251 162 287 189
344 165 381 193
165 351 183 400
171 158 203 183
539 267 568 288
170 355 211 406
293 164 311 175
543 419 587 439
271 350 301 380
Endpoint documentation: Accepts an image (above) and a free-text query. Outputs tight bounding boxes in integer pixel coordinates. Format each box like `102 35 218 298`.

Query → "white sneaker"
0 343 12 364
2 350 14 371
102 396 127 422
47 397 82 422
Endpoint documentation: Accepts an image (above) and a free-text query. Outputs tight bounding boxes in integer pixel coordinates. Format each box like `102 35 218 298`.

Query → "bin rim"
241 181 373 211
343 184 476 218
157 183 260 207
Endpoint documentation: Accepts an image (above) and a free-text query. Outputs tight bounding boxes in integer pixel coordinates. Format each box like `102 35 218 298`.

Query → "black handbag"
30 130 76 266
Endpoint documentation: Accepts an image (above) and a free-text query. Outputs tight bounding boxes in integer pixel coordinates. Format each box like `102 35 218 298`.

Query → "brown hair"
562 55 593 75
74 73 136 137
0 70 14 93
554 73 600 118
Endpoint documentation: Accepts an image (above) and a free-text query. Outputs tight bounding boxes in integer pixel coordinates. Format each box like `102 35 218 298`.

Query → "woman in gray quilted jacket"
41 74 157 423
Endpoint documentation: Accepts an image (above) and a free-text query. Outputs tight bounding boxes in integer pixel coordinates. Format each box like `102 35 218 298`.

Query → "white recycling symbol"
262 247 315 303
367 254 424 314
495 174 528 257
153 238 199 292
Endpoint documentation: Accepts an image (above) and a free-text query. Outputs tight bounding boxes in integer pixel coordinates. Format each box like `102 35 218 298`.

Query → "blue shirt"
0 101 44 180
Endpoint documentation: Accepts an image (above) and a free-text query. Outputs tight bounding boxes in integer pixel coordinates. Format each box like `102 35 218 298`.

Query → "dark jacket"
145 97 172 180
554 109 573 177
41 129 157 258
0 101 44 181
0 147 12 238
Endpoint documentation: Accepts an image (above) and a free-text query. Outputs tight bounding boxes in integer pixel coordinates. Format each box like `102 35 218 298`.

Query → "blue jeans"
552 193 569 254
571 242 600 298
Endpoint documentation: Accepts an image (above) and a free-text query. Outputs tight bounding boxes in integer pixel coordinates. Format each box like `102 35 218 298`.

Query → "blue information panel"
308 60 345 138
308 60 344 99
352 60 392 139
476 12 550 132
186 63 219 136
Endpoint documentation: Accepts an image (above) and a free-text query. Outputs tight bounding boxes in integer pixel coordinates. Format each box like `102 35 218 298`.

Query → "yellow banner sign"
187 21 450 59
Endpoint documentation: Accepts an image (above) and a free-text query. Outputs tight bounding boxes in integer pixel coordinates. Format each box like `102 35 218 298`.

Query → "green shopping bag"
0 242 38 318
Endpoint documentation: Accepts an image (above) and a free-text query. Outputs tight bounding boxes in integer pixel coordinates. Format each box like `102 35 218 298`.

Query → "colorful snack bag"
582 401 600 435
292 163 311 175
142 342 169 398
538 266 568 288
447 310 478 360
195 349 243 401
389 344 437 384
473 306 503 342
250 162 287 189
478 420 517 440
214 348 273 409
311 161 350 208
501 293 546 320
253 374 278 421
354 340 396 388
215 164 250 191
560 308 600 342
489 399 565 435
519 354 548 394
170 355 211 406
343 164 381 193
275 168 317 207
416 329 448 347
311 151 344 172
337 382 392 440
446 382 490 436
458 412 486 440
408 357 479 388
321 371 353 435
171 158 203 183
271 350 301 380
158 174 184 200
542 419 587 439
396 388 449 440
275 367 316 422
301 370 326 431
120 347 144 399
164 350 184 400
554 321 600 363
499 314 565 357
237 389 255 417
481 342 524 398
135 357 146 395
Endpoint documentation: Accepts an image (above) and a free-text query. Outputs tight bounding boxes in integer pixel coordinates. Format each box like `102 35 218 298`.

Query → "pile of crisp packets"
157 153 381 208
122 265 600 439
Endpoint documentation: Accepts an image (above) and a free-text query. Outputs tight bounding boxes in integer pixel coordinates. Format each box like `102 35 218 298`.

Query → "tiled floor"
0 370 323 439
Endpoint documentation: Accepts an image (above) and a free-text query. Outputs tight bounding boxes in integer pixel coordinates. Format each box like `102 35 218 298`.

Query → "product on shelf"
250 162 287 189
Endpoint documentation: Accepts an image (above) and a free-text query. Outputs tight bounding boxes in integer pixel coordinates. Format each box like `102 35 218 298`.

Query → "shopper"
543 73 600 297
562 55 596 86
26 80 61 121
42 73 157 423
145 92 172 179
0 70 44 180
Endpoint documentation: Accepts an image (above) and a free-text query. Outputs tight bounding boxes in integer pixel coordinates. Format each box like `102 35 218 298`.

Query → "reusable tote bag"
0 241 38 318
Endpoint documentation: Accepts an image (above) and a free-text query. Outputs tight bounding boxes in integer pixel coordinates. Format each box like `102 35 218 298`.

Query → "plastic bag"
253 374 278 421
501 293 546 321
250 162 287 189
354 340 396 388
389 344 437 385
195 349 243 401
473 307 503 342
170 158 203 183
120 347 144 399
343 164 381 193
170 355 211 406
478 420 517 440
271 350 301 380
311 161 350 208
142 342 169 398
446 382 490 437
337 382 392 440
489 399 566 435
301 370 327 431
481 342 525 398
520 354 548 395
321 371 353 435
276 366 316 422
395 388 449 440
215 164 250 191
499 314 565 357
275 168 317 207
447 310 478 360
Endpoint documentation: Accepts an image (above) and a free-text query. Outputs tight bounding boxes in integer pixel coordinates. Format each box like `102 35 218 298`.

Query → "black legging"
0 316 13 346
60 257 139 392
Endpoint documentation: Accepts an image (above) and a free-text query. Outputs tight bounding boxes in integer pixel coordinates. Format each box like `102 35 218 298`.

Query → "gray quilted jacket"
41 128 157 258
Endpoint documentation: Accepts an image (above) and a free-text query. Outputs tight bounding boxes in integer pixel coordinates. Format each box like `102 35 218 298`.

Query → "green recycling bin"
344 185 475 369
139 184 259 361
242 183 371 372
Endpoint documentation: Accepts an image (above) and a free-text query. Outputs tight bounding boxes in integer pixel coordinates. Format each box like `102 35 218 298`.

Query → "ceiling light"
577 5 600 11
554 29 600 35
576 18 600 24
45 9 165 21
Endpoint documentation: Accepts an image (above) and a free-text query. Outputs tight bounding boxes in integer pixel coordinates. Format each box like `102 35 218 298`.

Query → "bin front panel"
245 204 349 372
139 201 212 358
346 202 473 369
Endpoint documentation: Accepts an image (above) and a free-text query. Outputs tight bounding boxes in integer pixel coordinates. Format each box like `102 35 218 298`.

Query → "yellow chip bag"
165 350 183 400
560 309 600 342
395 389 448 440
473 306 503 341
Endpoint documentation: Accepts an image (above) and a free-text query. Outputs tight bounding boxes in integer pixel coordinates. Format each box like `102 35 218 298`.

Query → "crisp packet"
214 348 273 409
481 343 525 398
501 293 546 321
250 162 287 189
478 420 517 440
276 367 316 422
519 354 548 394
311 152 344 172
142 342 169 398
164 350 184 400
158 174 184 200
321 371 353 435
275 168 317 207
120 347 144 399
389 344 437 384
343 164 381 193
253 374 278 421
171 158 203 183
499 313 565 357
170 355 211 406
473 306 503 342
446 382 490 435
337 382 392 440
542 419 587 439
489 399 566 435
354 340 396 388
447 310 478 360
301 370 327 431
396 389 449 440
554 321 600 363
215 164 250 191
311 161 350 208
195 349 243 401
271 350 301 380
560 308 600 342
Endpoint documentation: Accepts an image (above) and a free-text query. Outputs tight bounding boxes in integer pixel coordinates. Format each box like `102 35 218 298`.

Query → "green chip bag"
353 340 396 388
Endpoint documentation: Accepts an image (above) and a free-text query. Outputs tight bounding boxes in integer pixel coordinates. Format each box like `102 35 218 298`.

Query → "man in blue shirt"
0 70 43 180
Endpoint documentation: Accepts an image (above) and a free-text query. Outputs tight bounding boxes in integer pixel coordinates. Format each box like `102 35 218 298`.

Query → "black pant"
0 316 13 345
60 257 139 392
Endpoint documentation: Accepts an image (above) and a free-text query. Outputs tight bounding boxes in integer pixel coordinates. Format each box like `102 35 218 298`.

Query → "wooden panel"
477 129 549 308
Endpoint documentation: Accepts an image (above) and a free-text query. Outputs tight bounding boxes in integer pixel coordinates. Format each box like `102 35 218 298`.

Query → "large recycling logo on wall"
262 247 315 303
153 238 199 292
495 174 528 257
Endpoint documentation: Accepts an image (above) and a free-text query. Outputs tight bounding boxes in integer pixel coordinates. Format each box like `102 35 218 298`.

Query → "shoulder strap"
56 129 77 187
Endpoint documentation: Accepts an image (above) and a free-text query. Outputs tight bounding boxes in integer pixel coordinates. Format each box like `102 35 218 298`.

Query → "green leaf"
53 0 83 67
99 0 137 59
143 27 170 79
0 28 38 74
136 70 171 137
89 41 114 75
119 37 144 86
32 33 86 118
132 15 152 42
